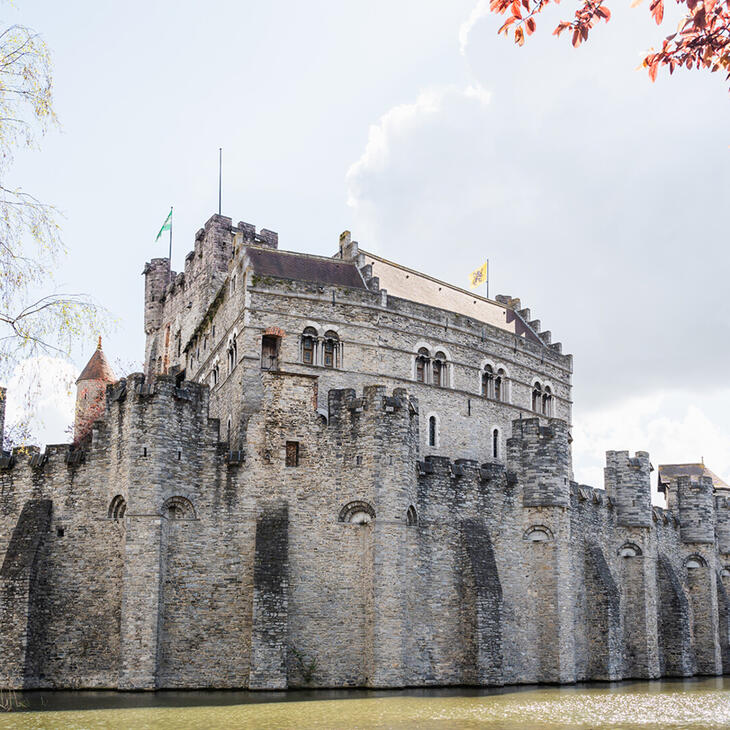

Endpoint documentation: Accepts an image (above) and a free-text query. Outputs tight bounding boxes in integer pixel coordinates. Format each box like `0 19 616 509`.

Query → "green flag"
155 209 172 242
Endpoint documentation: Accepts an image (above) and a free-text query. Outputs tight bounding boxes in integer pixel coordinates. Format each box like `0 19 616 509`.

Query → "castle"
1 212 729 690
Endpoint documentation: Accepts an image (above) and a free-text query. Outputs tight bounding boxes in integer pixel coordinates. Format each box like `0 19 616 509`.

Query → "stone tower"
74 338 115 441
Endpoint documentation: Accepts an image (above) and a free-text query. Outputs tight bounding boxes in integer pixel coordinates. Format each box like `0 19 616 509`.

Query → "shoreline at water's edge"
7 675 730 713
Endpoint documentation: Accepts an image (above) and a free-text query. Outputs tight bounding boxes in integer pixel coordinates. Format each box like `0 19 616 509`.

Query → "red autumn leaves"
489 0 730 88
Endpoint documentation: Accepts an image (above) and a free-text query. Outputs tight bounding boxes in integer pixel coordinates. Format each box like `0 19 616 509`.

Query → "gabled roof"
77 340 116 384
657 463 729 493
247 247 366 289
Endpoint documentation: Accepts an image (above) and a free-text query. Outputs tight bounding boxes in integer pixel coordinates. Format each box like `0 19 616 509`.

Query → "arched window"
492 428 499 459
226 417 232 445
495 368 506 402
428 415 438 448
532 381 542 412
212 364 219 386
618 542 642 558
339 500 375 524
108 495 127 520
685 554 707 569
416 348 430 383
163 496 196 520
323 330 339 368
227 335 237 375
523 525 553 542
542 385 552 416
482 364 494 398
406 505 418 526
433 351 447 387
301 327 317 365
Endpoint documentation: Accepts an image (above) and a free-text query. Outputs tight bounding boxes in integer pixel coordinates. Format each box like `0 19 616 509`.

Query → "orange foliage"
488 0 730 88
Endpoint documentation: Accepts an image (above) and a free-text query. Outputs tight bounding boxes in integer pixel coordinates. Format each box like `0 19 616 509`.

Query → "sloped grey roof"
247 247 365 289
657 463 729 493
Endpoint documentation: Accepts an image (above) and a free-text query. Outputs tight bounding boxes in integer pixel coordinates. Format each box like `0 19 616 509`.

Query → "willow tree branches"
0 23 100 384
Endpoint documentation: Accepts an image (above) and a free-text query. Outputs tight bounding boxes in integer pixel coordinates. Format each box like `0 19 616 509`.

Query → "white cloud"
4 357 78 448
459 0 490 56
572 388 730 503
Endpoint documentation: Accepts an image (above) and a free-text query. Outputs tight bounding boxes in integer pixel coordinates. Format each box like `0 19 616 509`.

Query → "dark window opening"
532 382 542 412
56 527 64 537
416 348 430 383
406 505 418 526
482 365 493 397
492 428 499 459
542 386 552 416
428 415 437 448
286 441 300 467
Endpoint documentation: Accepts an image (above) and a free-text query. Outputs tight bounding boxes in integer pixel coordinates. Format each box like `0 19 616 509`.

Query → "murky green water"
3 678 730 729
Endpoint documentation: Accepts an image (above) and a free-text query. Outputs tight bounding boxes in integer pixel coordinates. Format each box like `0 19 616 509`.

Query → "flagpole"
169 206 173 279
486 258 489 300
218 148 222 215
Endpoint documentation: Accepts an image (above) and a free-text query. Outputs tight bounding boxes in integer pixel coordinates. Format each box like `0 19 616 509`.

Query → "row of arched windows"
532 381 553 416
107 495 196 521
300 327 341 369
482 364 508 402
416 348 450 387
338 500 418 526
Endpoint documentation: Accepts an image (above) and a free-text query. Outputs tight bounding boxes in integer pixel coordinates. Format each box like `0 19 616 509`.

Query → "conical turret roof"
76 337 116 384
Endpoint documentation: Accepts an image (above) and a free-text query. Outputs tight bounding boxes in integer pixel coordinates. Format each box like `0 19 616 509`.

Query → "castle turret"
678 475 715 544
604 450 652 527
143 257 170 336
716 496 730 555
74 338 115 441
507 417 572 507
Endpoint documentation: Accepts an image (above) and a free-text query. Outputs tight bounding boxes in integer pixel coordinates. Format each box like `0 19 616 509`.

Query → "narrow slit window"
428 416 437 448
286 441 300 467
492 428 499 459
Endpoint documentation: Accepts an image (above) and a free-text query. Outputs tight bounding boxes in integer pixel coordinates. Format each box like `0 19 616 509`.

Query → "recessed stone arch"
523 525 553 542
618 542 642 558
685 554 708 569
108 495 127 520
339 500 375 524
406 505 418 526
162 495 196 520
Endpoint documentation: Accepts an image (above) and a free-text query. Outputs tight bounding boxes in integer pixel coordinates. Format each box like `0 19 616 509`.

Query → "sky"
3 0 729 497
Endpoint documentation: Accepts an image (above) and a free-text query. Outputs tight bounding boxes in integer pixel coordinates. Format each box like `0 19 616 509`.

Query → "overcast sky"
4 0 729 494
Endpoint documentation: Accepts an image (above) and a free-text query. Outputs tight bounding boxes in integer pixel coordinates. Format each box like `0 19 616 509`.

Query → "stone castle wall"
1 213 727 690
0 369 729 690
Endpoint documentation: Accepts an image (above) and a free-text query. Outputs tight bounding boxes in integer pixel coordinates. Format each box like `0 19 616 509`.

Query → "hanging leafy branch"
488 0 730 88
0 22 102 384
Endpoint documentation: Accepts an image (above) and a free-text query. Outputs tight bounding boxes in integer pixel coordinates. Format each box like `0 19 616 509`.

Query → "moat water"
3 677 730 729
